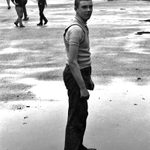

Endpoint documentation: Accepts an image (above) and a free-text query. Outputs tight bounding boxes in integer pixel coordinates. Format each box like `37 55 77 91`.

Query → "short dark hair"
74 0 91 10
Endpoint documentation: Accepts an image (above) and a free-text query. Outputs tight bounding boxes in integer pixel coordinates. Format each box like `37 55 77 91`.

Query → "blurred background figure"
37 0 48 26
11 0 25 28
22 0 29 21
6 0 11 9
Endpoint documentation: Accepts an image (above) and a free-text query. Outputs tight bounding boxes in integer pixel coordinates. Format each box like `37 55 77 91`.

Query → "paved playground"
0 0 150 150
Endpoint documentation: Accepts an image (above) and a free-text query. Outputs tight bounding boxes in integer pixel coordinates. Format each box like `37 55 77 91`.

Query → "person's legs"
23 0 29 21
63 65 88 150
41 7 48 25
37 3 48 26
23 6 29 20
14 6 25 27
14 6 20 27
37 4 44 25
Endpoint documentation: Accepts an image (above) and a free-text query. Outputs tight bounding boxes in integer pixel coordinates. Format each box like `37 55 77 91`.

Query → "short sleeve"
66 25 84 46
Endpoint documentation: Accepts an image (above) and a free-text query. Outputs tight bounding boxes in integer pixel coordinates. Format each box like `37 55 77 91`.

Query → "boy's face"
76 0 93 22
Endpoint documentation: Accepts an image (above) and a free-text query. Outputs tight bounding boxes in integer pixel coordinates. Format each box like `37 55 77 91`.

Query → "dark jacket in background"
38 0 47 5
11 0 23 7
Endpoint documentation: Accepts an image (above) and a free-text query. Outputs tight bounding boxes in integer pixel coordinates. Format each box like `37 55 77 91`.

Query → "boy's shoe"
14 22 18 27
23 17 29 21
20 25 25 28
37 23 43 26
44 19 48 25
81 145 96 150
8 6 11 9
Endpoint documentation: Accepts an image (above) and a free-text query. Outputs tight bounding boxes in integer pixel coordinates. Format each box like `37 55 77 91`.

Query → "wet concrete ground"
0 0 150 150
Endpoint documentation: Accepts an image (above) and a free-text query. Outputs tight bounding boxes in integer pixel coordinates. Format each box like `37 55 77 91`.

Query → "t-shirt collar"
75 15 87 27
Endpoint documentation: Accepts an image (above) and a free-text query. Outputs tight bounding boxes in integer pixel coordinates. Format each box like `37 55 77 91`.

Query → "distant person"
11 0 25 27
6 0 11 9
37 0 48 26
63 0 95 150
22 0 29 21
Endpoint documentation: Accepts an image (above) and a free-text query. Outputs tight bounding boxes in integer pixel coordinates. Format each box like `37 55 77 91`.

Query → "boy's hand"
80 88 90 100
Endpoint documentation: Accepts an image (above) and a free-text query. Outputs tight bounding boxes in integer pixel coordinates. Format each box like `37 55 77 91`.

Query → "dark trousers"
23 6 27 17
63 65 92 150
23 0 28 18
23 4 28 18
38 3 47 23
15 6 23 25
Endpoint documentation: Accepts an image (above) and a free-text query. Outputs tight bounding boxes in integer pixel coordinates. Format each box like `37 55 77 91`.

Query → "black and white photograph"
0 0 150 150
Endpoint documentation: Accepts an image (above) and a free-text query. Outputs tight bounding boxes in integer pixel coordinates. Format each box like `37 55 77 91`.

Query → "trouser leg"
39 4 44 24
6 0 10 7
39 4 47 23
42 10 47 22
23 5 27 18
23 0 28 18
15 6 23 26
63 66 88 150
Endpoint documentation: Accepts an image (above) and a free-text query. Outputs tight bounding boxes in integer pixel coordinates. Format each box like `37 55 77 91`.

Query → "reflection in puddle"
30 80 68 100
16 78 68 101
1 77 150 150
94 78 150 98
16 77 150 101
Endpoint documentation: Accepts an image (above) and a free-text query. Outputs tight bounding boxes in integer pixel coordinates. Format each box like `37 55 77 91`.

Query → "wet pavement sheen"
0 0 150 150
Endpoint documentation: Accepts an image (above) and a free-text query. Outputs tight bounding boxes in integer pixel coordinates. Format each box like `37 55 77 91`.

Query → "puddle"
15 77 150 102
30 80 67 100
94 77 150 98
1 77 150 150
16 78 68 101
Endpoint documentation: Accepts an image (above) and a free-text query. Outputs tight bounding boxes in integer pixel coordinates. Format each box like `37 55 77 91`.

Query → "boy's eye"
82 5 93 9
82 6 87 9
89 5 93 9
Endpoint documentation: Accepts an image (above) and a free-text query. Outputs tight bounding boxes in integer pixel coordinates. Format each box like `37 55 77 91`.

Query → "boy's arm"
68 44 89 100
